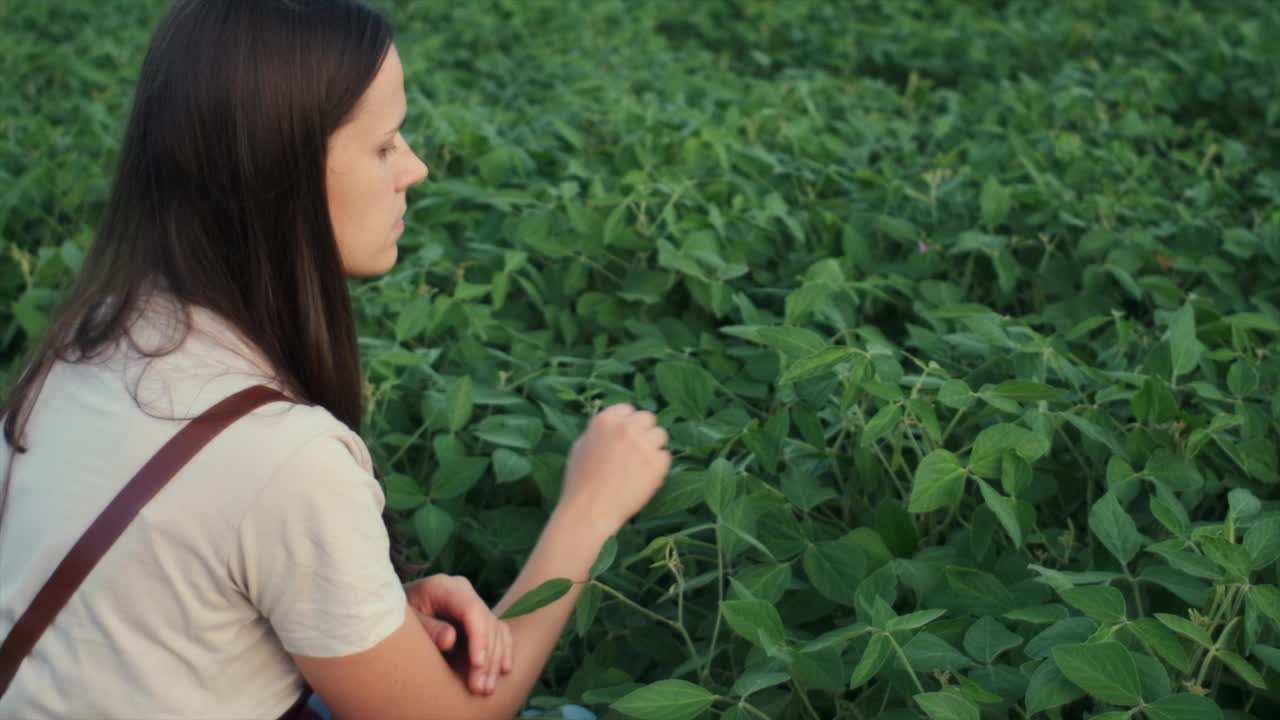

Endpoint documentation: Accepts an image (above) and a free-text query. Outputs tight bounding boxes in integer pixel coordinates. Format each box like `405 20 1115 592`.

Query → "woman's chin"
343 245 399 278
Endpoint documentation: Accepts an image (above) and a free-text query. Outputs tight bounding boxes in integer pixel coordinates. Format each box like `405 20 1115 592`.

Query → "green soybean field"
5 1 1280 718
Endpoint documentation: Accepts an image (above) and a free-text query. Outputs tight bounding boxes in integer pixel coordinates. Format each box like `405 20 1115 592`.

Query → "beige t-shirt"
0 297 408 719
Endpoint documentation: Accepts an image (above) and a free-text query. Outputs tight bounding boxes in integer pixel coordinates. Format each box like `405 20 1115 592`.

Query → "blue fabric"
306 693 336 720
521 704 598 720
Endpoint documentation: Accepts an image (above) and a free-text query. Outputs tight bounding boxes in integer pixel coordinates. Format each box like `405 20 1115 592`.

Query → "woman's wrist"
548 497 616 552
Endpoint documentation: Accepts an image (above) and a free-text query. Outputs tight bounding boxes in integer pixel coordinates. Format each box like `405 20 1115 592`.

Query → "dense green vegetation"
4 1 1280 718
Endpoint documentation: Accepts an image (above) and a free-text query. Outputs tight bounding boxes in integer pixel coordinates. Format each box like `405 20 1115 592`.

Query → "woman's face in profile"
326 44 429 277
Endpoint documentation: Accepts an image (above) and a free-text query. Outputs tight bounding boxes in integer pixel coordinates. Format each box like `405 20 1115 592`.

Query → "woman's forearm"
467 503 610 718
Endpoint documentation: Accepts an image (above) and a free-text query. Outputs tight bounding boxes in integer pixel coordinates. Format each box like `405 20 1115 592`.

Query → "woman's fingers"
501 620 514 674
485 615 501 693
416 611 456 651
646 425 669 449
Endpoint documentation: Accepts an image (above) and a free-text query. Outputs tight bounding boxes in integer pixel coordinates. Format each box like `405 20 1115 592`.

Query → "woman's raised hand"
558 403 672 538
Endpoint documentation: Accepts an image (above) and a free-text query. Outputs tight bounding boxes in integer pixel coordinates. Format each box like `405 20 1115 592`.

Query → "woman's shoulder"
233 399 374 477
117 292 376 474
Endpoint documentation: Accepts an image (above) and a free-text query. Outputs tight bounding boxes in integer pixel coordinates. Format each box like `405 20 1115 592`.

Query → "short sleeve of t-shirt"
232 434 408 658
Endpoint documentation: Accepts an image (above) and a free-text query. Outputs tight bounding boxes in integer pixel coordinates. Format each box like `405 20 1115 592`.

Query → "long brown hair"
1 0 417 576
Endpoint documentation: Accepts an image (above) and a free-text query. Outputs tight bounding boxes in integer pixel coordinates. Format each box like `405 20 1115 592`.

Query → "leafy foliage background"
4 1 1280 718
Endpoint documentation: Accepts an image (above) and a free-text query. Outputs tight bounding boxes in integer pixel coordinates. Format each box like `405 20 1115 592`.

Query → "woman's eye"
379 143 396 158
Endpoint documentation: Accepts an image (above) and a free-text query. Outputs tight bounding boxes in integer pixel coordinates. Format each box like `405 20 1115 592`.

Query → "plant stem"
1124 567 1146 617
796 685 822 720
1196 617 1239 688
387 418 431 467
702 525 726 685
885 633 927 695
593 580 700 666
940 406 966 445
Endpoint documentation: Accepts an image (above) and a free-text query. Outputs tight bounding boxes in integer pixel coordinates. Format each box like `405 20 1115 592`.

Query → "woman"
0 1 671 718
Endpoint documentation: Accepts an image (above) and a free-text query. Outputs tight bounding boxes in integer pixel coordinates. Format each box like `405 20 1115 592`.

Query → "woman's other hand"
404 574 513 695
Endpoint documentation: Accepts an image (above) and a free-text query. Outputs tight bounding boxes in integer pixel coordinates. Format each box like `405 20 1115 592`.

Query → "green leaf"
1166 303 1202 377
1218 650 1267 689
734 563 791 604
875 500 920 558
1154 613 1213 648
849 633 892 688
1004 605 1070 625
1145 450 1203 492
802 534 866 609
590 536 618 578
1024 659 1085 715
611 679 716 720
1051 642 1143 706
492 448 532 484
908 450 967 513
1144 694 1224 720
429 455 489 500
445 376 474 432
1245 517 1280 569
1090 492 1143 566
938 379 974 409
1228 360 1260 396
735 325 827 359
968 423 1049 478
1062 412 1128 458
779 346 859 385
1248 584 1280 628
731 670 790 698
721 599 787 649
1200 536 1251 582
573 583 600 638
654 361 715 419
1026 617 1098 660
915 691 979 720
704 458 741 516
876 214 919 241
990 380 1065 402
384 473 427 511
946 566 1017 616
861 403 902 447
1150 489 1191 538
977 480 1024 548
412 503 455 558
1001 454 1032 497
1228 488 1261 519
1132 651 1171 702
1253 644 1280 672
902 633 975 672
395 294 433 342
805 622 871 654
791 647 845 692
963 616 1022 664
645 469 707 516
471 415 545 449
1146 544 1224 582
781 465 837 511
1128 618 1193 674
1058 585 1127 625
885 608 946 632
500 578 574 619
979 177 1011 228
743 411 788 475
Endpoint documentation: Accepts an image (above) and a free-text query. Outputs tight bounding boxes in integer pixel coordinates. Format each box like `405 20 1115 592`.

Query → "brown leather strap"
0 384 291 700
